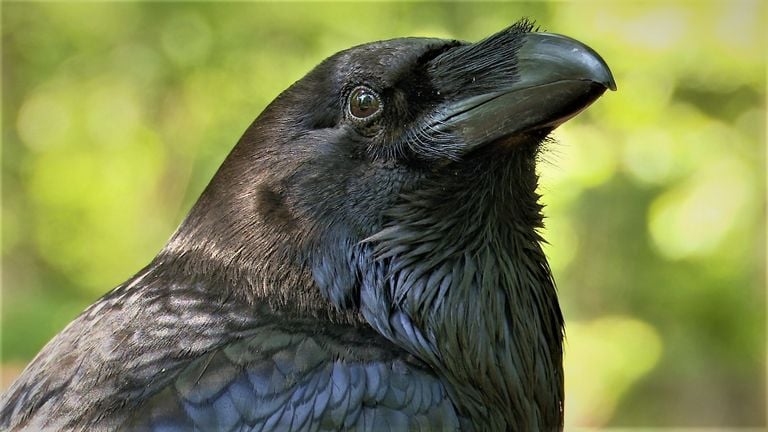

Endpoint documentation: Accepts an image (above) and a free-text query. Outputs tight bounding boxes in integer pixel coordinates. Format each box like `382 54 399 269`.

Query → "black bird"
0 20 615 431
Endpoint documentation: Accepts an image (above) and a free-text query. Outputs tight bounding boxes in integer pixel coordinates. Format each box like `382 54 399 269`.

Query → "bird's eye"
348 87 381 119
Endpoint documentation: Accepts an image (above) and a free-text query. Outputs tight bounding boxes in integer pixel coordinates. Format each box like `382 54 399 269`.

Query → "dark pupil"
351 89 379 118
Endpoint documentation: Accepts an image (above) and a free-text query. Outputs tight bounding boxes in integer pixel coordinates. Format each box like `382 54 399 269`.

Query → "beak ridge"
517 32 617 92
440 31 616 151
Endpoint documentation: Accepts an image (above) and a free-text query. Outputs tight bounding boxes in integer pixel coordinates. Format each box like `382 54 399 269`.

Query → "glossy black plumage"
0 19 614 431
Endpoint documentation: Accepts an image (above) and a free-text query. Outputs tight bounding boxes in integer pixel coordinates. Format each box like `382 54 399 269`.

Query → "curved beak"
440 32 616 149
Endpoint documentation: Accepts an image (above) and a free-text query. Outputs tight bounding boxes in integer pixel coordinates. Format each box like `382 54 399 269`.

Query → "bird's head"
164 19 615 318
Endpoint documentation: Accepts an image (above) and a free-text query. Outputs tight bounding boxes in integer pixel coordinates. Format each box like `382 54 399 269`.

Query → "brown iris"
348 87 381 119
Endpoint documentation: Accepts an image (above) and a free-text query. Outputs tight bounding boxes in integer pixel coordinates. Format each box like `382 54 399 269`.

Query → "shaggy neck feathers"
361 146 564 430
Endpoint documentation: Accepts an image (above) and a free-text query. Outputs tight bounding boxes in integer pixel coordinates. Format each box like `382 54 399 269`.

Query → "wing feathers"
122 328 463 431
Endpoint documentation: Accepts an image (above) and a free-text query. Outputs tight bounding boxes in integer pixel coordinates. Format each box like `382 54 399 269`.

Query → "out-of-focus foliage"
1 1 765 428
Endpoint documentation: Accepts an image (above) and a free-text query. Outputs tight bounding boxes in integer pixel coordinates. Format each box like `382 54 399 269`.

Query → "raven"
1 20 614 431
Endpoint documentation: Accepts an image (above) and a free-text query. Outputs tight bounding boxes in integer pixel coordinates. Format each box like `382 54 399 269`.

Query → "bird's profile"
0 19 615 431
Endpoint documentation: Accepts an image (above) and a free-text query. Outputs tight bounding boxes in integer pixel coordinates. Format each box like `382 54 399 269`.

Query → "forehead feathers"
329 38 458 91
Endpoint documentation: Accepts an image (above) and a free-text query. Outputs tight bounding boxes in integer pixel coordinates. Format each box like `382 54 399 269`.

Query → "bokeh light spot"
85 83 142 147
161 12 212 67
623 129 675 185
17 89 73 152
565 316 663 427
622 6 689 51
649 158 754 260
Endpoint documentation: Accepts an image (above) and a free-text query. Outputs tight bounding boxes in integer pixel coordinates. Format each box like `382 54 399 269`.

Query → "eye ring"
347 86 382 120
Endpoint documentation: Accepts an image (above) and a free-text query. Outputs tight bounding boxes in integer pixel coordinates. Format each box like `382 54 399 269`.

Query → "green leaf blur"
2 1 765 428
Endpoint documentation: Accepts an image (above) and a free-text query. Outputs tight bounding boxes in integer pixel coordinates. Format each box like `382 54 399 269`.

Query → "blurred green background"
1 1 765 428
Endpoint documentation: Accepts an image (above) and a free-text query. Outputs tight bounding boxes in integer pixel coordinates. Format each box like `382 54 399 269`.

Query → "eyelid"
347 85 383 120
